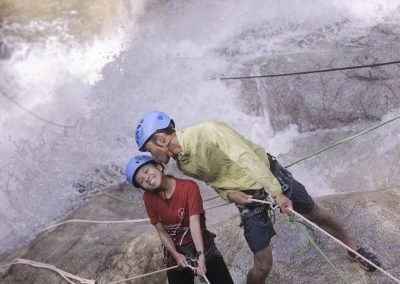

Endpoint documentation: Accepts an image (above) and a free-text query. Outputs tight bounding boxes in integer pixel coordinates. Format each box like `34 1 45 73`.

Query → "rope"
92 112 400 209
203 195 220 202
41 218 150 232
1 258 95 284
106 264 210 284
0 91 75 128
288 214 349 284
250 199 400 283
201 274 211 284
93 192 143 205
0 261 19 269
186 265 211 284
287 209 400 283
94 192 221 206
285 114 400 168
106 265 179 284
248 198 278 209
204 202 229 210
41 202 229 232
1 260 212 284
220 60 400 80
11 107 399 282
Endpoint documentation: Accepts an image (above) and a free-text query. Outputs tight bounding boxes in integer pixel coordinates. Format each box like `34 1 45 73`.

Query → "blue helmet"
135 111 175 151
125 155 154 187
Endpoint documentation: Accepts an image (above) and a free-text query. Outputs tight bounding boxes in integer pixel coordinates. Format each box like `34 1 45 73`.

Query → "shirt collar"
176 129 190 162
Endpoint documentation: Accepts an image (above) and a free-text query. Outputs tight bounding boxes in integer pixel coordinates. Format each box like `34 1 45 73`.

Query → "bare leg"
303 203 357 250
247 245 273 284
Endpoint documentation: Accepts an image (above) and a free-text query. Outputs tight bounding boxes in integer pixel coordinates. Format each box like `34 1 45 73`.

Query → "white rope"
248 198 278 209
42 202 229 232
0 261 18 269
2 260 212 284
188 265 211 284
288 208 400 284
202 274 211 284
204 202 230 210
251 199 400 284
3 258 95 284
106 265 179 284
1 202 230 284
106 263 211 284
42 218 150 232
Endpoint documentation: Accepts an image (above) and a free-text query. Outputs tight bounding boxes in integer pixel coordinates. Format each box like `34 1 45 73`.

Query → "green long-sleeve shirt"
175 121 282 201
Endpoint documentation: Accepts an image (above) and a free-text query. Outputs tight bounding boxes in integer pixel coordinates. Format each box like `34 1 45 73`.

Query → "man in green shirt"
134 111 380 284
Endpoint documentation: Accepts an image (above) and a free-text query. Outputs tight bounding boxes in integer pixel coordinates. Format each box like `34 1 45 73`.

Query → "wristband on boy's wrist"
196 250 204 257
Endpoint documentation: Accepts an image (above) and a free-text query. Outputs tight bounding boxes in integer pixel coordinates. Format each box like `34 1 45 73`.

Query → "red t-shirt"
143 178 206 246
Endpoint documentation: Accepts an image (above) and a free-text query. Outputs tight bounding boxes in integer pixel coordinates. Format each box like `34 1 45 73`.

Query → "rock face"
228 187 400 284
238 46 400 132
1 186 399 284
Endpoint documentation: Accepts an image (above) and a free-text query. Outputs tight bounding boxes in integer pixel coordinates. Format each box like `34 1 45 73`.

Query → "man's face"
144 140 171 164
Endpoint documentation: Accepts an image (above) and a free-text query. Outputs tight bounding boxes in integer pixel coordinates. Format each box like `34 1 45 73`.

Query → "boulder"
1 186 399 284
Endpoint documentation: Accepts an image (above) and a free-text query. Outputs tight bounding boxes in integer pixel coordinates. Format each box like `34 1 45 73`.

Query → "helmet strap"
161 147 174 157
155 132 175 158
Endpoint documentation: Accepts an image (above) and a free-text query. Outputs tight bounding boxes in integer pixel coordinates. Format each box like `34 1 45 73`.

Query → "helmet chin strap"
156 133 175 158
161 147 174 157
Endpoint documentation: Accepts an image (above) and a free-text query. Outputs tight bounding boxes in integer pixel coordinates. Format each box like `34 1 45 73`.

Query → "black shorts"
237 153 315 254
268 153 315 214
166 255 234 284
238 203 276 253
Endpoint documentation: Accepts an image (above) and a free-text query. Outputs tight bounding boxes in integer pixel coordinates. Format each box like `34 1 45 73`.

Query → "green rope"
285 114 400 168
288 214 349 284
93 192 143 205
93 192 221 205
203 195 220 202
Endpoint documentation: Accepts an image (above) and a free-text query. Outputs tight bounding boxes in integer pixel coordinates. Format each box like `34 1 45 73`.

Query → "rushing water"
0 0 399 253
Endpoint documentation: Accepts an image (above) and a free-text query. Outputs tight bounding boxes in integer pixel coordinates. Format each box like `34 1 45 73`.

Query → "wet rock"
1 187 399 284
239 46 400 132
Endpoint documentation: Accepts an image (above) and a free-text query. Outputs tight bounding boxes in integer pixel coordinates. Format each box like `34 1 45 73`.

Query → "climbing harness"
236 189 277 227
268 153 294 198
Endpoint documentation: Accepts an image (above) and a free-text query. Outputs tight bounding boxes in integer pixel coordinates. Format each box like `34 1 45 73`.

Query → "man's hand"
227 191 252 204
274 193 293 214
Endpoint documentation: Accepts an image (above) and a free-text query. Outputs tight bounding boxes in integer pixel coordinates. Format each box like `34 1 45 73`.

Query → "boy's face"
134 163 163 191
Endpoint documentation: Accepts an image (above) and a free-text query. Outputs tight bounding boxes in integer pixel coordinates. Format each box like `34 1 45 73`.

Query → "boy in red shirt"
125 155 233 284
